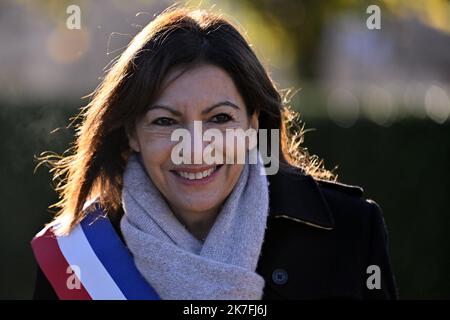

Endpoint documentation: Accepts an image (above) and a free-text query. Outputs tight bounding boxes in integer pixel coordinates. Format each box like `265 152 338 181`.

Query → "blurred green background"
1 0 449 299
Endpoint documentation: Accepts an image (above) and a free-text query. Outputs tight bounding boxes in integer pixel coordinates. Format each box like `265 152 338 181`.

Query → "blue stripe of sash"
80 205 160 300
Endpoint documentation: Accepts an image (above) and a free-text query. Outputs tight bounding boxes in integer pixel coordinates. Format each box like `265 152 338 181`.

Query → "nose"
188 121 209 165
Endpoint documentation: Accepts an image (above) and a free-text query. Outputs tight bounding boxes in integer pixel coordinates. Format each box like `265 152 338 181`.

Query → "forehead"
154 64 244 108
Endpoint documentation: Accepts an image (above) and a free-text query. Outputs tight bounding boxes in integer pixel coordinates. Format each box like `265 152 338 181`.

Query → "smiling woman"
31 6 398 300
127 64 256 242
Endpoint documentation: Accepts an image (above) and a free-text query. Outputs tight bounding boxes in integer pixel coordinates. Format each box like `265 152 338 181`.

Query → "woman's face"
129 64 258 218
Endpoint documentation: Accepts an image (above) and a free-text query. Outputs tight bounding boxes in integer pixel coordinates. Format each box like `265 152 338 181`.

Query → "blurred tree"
238 0 449 79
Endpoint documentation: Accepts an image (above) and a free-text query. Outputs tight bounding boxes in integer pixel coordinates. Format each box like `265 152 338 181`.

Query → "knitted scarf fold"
120 153 269 300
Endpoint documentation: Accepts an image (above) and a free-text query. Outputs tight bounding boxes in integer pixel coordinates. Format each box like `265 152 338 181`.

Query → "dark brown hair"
39 7 336 235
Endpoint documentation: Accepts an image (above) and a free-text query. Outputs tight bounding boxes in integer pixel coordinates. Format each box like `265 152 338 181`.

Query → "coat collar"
267 167 335 230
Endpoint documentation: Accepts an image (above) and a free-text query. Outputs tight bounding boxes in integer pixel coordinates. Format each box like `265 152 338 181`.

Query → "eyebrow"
147 100 240 116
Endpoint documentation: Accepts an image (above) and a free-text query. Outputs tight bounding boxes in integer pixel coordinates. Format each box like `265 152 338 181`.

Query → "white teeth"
176 167 217 180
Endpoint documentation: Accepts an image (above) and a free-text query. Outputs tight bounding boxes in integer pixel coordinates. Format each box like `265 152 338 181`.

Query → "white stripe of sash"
57 224 126 300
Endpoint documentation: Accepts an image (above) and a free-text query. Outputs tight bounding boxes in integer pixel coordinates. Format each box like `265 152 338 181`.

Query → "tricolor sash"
31 204 160 300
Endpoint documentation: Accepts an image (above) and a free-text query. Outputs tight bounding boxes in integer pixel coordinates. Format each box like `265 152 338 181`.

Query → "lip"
170 164 224 186
170 165 217 173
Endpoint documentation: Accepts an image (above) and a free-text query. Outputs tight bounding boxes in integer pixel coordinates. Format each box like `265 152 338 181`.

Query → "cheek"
137 133 175 171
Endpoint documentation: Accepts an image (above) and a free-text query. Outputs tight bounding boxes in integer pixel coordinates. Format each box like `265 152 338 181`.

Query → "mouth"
170 164 224 184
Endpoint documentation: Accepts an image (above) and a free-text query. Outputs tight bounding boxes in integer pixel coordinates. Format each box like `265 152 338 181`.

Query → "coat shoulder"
313 176 377 225
314 177 365 198
313 176 386 235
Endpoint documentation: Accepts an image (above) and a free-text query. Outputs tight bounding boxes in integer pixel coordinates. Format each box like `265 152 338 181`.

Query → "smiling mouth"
170 165 224 180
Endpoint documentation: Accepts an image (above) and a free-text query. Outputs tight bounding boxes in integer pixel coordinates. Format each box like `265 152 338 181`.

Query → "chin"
176 197 221 213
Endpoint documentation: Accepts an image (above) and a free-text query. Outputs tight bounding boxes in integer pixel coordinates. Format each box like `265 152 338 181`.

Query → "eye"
211 113 233 123
152 117 176 126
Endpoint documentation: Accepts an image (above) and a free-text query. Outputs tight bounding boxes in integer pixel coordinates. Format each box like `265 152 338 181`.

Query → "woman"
32 7 398 300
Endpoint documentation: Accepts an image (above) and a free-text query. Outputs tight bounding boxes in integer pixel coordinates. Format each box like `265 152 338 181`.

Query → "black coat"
33 167 398 300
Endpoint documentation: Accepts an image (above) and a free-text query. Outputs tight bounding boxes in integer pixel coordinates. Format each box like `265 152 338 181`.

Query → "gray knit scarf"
120 152 269 300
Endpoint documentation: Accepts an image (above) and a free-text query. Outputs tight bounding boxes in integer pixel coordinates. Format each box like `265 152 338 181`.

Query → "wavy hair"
38 7 337 235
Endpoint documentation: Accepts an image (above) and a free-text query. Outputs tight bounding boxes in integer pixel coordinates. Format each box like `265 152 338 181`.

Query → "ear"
126 126 141 152
249 112 259 131
248 112 259 151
